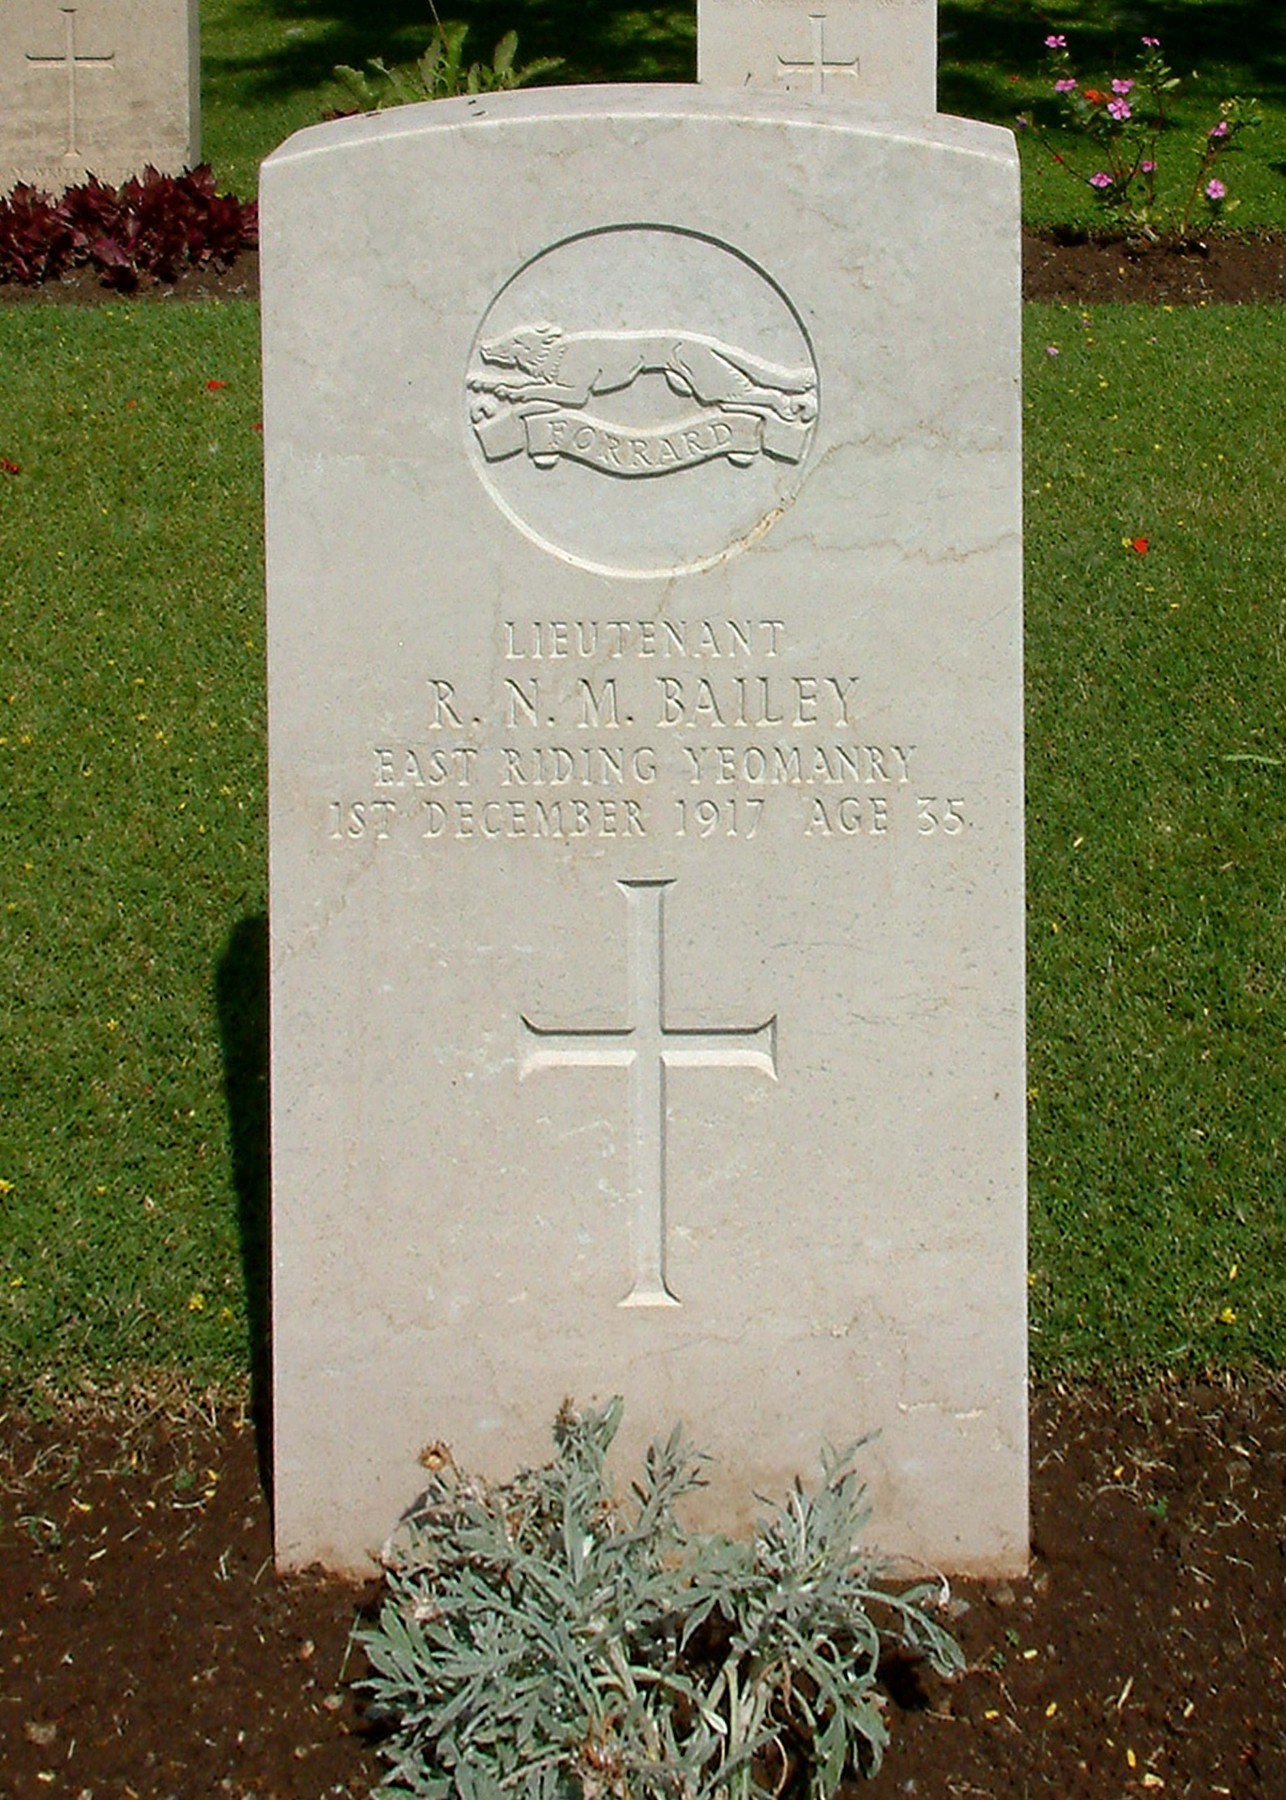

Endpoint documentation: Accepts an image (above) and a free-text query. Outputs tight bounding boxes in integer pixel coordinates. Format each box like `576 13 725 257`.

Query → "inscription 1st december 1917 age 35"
326 612 967 849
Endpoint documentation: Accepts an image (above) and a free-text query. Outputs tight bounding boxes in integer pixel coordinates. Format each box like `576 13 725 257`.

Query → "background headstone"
0 0 199 194
699 0 937 114
263 84 1025 1578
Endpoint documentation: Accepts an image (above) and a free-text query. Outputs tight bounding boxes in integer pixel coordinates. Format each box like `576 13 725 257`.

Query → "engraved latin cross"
520 879 777 1309
25 6 116 159
776 13 860 95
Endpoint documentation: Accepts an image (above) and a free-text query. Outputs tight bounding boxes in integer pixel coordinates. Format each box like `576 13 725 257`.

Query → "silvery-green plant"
358 1398 963 1799
334 17 562 112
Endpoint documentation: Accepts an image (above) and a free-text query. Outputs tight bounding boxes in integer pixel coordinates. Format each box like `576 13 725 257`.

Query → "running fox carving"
468 323 818 424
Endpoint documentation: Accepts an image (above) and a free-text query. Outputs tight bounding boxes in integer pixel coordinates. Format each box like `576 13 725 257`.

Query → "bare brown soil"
1 1380 1283 1799
0 252 260 306
1019 228 1286 306
1 231 1285 308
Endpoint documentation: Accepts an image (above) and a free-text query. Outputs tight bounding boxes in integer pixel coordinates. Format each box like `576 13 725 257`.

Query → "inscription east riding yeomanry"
521 880 777 1307
468 325 818 477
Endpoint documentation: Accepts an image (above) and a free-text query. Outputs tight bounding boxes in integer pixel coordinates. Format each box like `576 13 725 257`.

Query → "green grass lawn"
1 6 1283 1405
0 306 266 1396
1023 303 1286 1372
2 303 1283 1399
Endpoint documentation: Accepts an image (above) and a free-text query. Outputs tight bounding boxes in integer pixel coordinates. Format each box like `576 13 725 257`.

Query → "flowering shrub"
1018 34 1260 241
0 165 257 290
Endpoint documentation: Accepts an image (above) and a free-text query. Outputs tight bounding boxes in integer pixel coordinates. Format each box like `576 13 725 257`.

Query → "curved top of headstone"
261 82 1014 178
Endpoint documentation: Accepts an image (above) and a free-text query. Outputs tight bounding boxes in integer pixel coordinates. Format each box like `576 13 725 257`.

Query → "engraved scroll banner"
474 405 811 475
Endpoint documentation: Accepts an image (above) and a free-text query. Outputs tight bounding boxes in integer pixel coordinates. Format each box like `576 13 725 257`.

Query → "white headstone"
0 0 199 194
263 84 1026 1578
699 1 937 115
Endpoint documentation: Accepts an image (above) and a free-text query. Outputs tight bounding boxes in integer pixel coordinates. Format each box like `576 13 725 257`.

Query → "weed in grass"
334 17 563 111
360 1398 962 1800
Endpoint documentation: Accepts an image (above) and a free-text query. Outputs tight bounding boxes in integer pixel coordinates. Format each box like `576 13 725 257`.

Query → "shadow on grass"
215 913 272 1499
210 0 1284 112
207 0 695 110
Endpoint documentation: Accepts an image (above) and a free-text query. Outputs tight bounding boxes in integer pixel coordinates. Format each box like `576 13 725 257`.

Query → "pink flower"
1142 36 1160 48
1107 98 1132 121
1044 34 1067 49
1206 178 1227 201
1045 344 1061 358
1112 79 1134 95
1140 159 1156 173
1089 171 1113 189
1054 78 1077 93
1209 120 1230 139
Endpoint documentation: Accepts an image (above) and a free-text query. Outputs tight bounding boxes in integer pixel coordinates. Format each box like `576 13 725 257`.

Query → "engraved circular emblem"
466 226 818 580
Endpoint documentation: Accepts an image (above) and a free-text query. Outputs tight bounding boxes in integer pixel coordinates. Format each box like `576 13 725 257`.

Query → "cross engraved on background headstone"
776 13 859 95
25 6 115 159
520 878 778 1309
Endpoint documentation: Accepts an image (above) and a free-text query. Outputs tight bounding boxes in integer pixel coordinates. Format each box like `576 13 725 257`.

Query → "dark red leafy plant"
0 165 257 291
